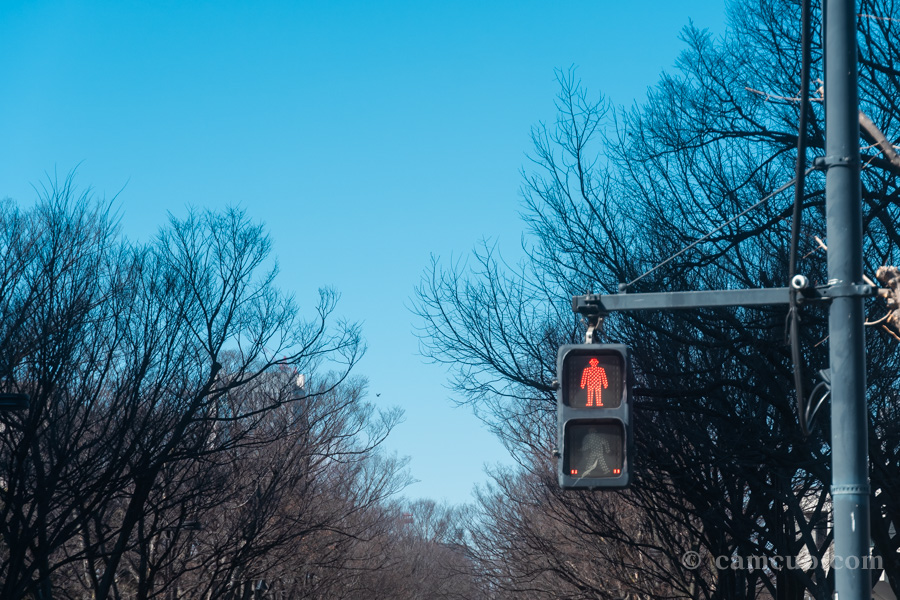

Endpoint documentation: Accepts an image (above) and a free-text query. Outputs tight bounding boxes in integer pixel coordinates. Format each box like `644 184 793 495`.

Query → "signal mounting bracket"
584 314 604 344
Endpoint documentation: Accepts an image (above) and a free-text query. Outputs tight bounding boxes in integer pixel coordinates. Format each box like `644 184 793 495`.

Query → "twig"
882 325 900 342
859 13 900 23
865 313 890 326
745 87 823 103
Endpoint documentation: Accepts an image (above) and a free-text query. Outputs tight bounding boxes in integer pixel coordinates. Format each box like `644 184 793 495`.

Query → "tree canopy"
0 177 427 599
416 1 900 598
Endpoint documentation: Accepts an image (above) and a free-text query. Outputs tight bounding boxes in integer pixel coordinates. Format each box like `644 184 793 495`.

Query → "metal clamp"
818 283 878 299
813 155 859 169
584 314 604 344
572 295 604 316
831 484 870 496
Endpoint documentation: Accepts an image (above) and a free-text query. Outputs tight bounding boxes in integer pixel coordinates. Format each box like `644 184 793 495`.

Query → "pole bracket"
584 314 604 344
572 296 604 316
831 484 871 496
814 155 859 169
819 283 878 298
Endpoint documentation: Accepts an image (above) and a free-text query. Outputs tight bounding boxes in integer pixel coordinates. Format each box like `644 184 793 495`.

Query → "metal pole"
824 0 871 598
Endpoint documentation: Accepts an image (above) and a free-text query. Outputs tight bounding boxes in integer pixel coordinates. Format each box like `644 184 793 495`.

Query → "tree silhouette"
416 1 900 598
0 175 409 599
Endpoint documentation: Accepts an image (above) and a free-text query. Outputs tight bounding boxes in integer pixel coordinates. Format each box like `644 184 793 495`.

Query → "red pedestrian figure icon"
580 358 608 406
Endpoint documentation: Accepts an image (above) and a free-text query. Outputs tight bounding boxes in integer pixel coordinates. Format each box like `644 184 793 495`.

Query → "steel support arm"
572 285 878 316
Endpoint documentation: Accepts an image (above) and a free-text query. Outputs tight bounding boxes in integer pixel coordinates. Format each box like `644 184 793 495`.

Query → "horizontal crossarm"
572 285 878 316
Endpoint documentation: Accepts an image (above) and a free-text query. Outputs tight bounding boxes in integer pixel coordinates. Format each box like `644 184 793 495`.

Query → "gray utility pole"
823 0 871 597
569 2 874 597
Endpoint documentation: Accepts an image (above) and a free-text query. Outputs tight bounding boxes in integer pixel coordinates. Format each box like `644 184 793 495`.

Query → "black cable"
805 381 830 431
788 304 807 435
790 0 813 279
790 0 813 436
621 173 810 291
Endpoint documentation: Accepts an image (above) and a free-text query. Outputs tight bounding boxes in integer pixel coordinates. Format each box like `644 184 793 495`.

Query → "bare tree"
415 1 900 598
0 176 415 600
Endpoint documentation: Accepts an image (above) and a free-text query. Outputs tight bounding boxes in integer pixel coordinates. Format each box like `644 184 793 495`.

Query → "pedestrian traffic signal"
557 344 633 489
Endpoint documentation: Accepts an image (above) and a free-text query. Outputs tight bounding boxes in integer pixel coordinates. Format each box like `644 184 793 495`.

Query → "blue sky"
0 0 726 505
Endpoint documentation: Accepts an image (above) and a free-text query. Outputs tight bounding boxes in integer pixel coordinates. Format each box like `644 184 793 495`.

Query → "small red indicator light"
613 468 621 474
570 469 578 475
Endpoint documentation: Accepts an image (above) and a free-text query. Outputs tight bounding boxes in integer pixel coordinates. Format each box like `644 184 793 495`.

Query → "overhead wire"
620 171 814 291
789 0 815 436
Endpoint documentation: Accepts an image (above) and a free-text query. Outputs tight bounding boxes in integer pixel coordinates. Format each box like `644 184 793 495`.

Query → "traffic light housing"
557 344 633 489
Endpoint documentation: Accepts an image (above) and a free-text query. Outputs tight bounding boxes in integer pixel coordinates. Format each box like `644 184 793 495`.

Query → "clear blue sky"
0 0 726 505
